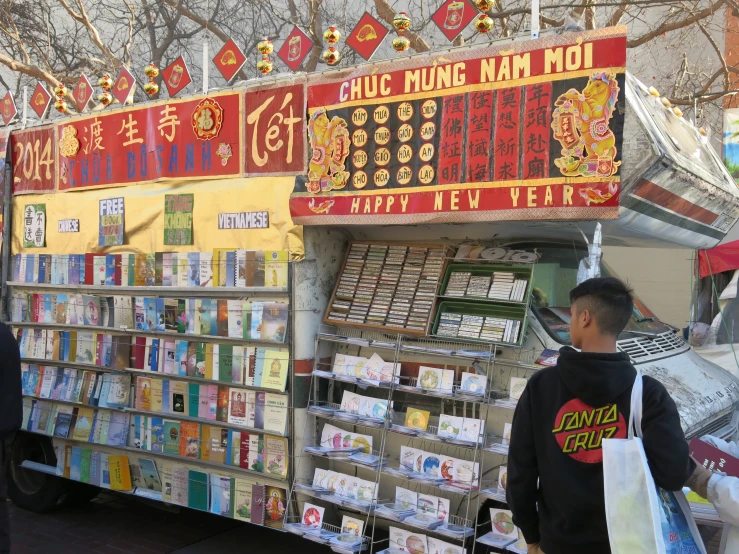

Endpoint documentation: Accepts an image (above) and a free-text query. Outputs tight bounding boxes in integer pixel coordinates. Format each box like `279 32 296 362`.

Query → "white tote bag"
603 375 707 554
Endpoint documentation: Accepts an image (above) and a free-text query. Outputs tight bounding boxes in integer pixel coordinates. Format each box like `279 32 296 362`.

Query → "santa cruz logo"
552 398 626 463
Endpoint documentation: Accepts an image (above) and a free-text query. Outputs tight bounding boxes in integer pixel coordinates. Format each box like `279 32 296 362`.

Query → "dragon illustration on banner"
306 108 351 194
551 72 621 178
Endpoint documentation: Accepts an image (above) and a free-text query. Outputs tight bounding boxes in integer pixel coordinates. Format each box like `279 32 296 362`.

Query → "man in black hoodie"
0 321 21 554
506 277 705 554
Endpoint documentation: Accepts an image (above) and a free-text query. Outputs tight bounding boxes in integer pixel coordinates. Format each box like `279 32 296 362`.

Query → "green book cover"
80 448 92 483
195 343 206 378
163 420 181 455
127 254 135 286
177 300 187 334
218 345 233 382
200 299 211 336
188 470 209 512
188 383 200 417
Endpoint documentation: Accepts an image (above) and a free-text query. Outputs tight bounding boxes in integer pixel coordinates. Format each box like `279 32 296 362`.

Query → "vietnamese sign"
99 197 124 246
164 193 193 245
57 91 242 191
290 26 627 225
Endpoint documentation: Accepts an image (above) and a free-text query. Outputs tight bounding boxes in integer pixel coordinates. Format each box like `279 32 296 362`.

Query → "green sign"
164 194 194 245
23 204 46 248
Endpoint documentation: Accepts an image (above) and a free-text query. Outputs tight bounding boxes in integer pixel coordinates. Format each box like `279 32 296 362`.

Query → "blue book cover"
25 255 35 284
253 348 265 387
155 298 165 332
59 255 68 285
176 341 189 375
150 417 164 453
226 252 236 287
51 255 61 285
162 380 170 413
105 254 116 286
88 410 99 441
187 252 200 286
98 374 111 408
144 298 156 331
60 332 70 362
68 255 80 285
78 256 85 285
106 413 129 447
12 255 20 282
101 335 112 368
70 446 82 481
149 339 160 371
43 294 52 323
210 302 218 336
21 366 40 396
37 255 47 283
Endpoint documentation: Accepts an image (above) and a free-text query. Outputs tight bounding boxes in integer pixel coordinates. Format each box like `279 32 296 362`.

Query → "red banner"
493 88 520 181
293 26 626 225
57 91 242 191
244 83 305 175
11 126 56 194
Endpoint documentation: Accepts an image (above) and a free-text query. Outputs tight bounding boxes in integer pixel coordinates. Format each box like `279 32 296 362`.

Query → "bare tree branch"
627 0 725 48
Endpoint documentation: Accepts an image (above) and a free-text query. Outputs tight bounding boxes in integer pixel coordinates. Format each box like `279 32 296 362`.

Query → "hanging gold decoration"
257 37 274 56
98 74 113 91
392 36 411 52
392 12 412 33
474 13 494 33
474 0 494 11
257 57 274 75
98 91 113 106
54 83 67 99
54 99 68 113
322 46 341 65
143 62 159 96
144 62 159 79
324 25 341 44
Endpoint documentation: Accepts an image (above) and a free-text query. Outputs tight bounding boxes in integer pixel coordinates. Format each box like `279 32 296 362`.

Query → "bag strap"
628 374 644 440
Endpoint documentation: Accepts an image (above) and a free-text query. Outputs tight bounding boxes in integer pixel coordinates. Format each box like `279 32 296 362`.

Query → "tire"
7 432 69 512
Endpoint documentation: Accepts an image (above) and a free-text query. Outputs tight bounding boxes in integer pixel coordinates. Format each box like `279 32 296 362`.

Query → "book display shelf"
11 253 296 532
287 241 539 554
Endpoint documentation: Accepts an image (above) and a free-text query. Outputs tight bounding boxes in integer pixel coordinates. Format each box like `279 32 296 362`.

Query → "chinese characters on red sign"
57 92 242 191
291 27 627 225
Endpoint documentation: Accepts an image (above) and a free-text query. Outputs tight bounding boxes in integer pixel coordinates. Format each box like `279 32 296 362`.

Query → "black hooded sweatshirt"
0 321 22 439
506 347 695 554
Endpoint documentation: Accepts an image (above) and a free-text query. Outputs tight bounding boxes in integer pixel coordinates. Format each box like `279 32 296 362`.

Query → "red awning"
699 240 739 278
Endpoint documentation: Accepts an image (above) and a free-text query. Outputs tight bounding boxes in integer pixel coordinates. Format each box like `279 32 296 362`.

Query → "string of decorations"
257 38 274 75
322 25 341 65
392 12 411 52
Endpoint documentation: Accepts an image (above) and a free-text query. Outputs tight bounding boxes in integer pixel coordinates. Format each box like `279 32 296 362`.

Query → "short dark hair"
569 277 634 337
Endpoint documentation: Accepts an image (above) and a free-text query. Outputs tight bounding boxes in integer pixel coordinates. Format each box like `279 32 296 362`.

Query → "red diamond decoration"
431 0 477 42
1 92 17 126
161 56 192 97
112 66 136 105
346 12 389 61
73 74 94 113
213 38 246 82
277 26 314 72
30 82 51 119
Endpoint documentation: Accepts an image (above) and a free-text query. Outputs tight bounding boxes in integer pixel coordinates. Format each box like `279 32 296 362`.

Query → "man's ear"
580 308 592 328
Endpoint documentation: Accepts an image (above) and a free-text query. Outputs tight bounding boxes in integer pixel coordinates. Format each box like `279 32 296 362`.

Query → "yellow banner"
12 177 304 259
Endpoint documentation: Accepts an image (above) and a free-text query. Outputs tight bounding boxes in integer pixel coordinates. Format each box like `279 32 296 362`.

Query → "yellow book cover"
264 251 288 289
71 407 95 442
212 248 232 287
134 254 147 287
208 426 226 465
260 349 290 392
68 331 77 362
63 445 72 478
150 379 163 413
109 456 133 491
264 436 288 478
405 409 431 431
205 343 214 380
200 425 212 461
